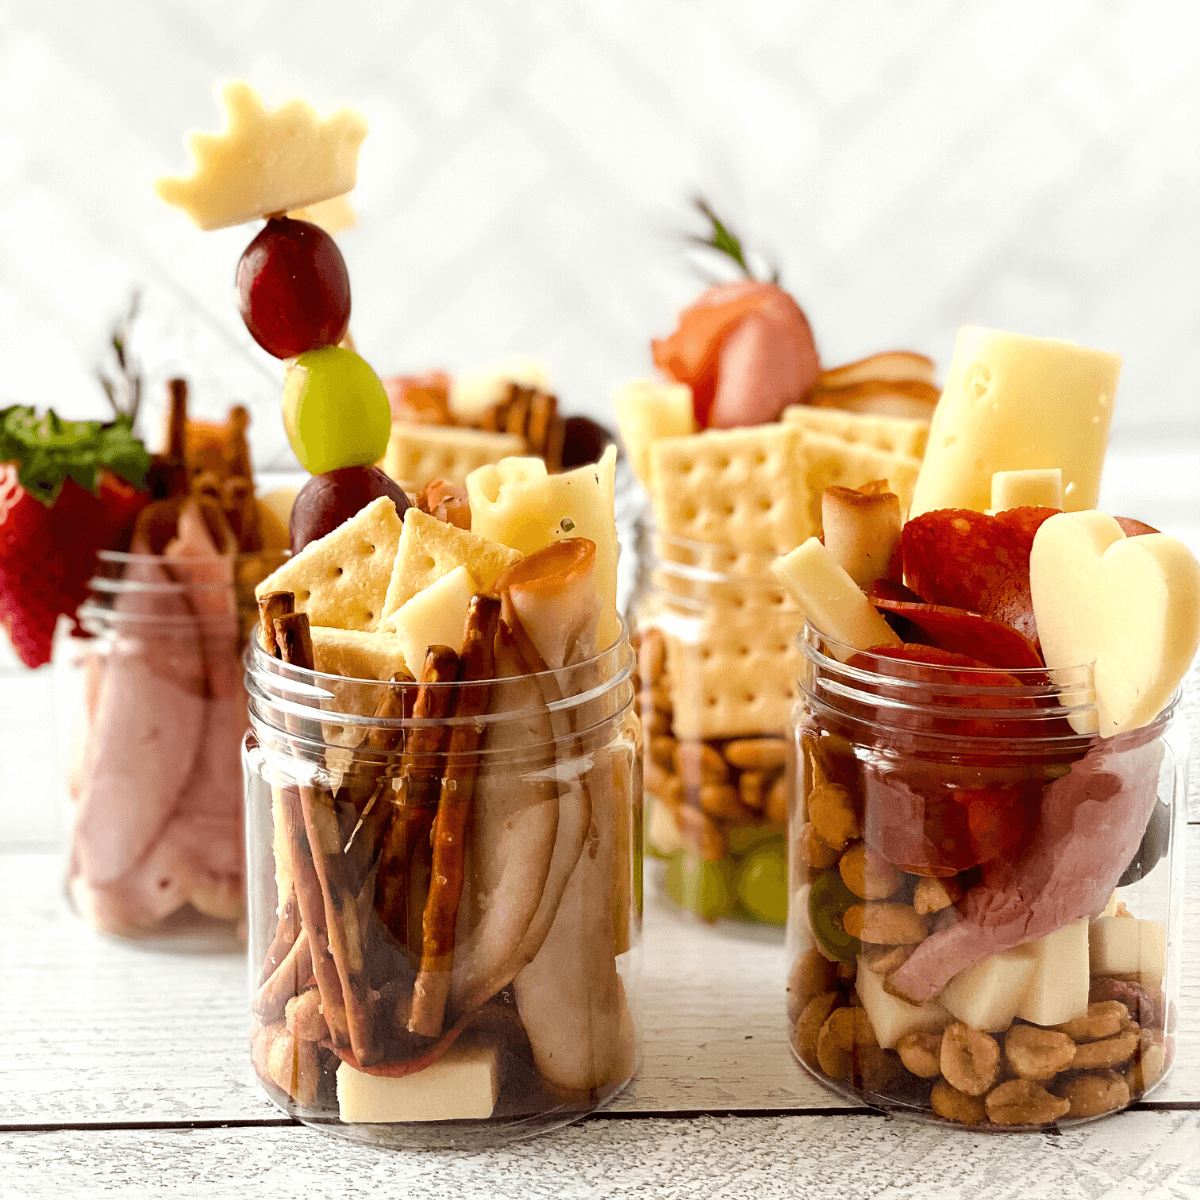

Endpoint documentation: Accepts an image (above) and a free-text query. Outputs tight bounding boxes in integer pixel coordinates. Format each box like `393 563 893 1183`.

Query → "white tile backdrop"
3 0 1200 842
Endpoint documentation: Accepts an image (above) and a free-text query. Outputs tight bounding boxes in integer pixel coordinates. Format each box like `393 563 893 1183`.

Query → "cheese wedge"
910 327 1120 517
382 565 477 673
1090 916 1167 984
467 445 619 649
612 378 694 486
855 955 951 1048
1015 919 1090 1027
940 945 1038 1033
771 537 900 658
1030 510 1200 736
991 468 1063 512
336 1040 499 1122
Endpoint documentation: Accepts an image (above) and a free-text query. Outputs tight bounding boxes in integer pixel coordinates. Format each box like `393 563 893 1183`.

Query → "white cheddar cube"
383 565 477 675
336 1040 499 1123
646 797 683 856
941 946 1038 1033
991 468 1063 512
855 956 951 1048
1090 916 1167 984
1100 891 1119 919
612 378 694 486
771 537 901 658
1015 919 1090 1027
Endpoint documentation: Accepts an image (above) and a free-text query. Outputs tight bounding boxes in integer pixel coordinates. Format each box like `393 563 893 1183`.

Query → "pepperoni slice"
871 599 1043 669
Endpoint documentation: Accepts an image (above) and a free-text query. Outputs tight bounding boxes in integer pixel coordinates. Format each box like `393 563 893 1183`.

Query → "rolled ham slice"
888 732 1164 1004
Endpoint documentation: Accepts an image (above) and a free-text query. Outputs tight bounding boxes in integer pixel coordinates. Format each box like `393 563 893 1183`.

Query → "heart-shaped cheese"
1030 511 1200 736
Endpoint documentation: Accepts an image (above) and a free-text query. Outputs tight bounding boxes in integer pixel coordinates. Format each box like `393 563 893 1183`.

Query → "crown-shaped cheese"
156 81 367 231
288 194 357 235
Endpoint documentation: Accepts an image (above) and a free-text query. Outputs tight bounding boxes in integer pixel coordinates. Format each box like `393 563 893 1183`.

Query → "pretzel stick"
274 612 378 1066
526 392 557 460
409 595 500 1036
374 647 458 956
259 889 301 983
505 388 532 441
543 414 565 473
257 591 294 655
226 405 254 481
166 377 188 461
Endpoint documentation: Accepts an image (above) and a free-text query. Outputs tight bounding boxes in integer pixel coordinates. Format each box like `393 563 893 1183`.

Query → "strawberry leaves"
0 406 150 506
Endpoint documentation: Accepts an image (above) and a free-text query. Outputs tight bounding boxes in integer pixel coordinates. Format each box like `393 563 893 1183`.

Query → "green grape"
726 825 785 858
662 852 733 922
808 869 862 962
735 842 788 925
282 346 391 474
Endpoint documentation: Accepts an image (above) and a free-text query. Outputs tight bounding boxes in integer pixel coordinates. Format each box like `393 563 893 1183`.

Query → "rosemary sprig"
96 290 143 433
684 197 779 284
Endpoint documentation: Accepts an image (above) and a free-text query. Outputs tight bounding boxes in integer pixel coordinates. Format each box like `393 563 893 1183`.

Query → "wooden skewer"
408 595 500 1037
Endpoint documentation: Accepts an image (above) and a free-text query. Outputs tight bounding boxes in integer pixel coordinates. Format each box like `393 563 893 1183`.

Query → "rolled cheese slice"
910 328 1120 517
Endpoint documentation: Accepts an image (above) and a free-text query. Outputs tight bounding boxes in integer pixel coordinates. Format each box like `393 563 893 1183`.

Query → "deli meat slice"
888 734 1163 1004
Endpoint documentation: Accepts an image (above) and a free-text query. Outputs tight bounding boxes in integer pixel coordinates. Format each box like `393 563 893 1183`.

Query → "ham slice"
889 733 1164 1004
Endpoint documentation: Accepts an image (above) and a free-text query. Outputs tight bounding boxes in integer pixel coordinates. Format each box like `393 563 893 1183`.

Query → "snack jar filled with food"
778 326 1200 1129
243 533 641 1147
57 386 287 944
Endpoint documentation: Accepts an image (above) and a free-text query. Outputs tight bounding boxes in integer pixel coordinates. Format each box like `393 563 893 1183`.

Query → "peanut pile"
634 627 787 861
789 734 1171 1127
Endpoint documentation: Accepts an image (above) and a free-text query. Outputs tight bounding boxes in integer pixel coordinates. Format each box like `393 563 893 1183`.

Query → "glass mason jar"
242 627 641 1148
633 530 803 924
58 547 282 946
787 627 1187 1129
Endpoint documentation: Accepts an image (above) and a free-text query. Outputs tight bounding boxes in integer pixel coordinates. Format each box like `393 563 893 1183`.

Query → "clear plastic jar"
242 627 641 1148
787 626 1187 1129
58 548 282 946
632 530 804 924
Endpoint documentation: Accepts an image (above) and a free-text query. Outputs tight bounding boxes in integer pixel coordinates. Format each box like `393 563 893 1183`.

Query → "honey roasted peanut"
639 628 665 684
1125 1032 1167 1095
984 1078 1070 1126
913 875 963 915
860 942 914 975
765 775 789 825
816 1013 851 1079
1004 1024 1076 1080
787 951 840 1023
1056 1070 1130 1118
674 740 729 784
896 1029 943 1078
930 1079 986 1126
1055 1001 1129 1043
826 1005 878 1051
738 769 768 811
839 842 900 900
799 823 840 870
843 902 927 945
940 1022 1000 1096
723 737 788 770
793 992 839 1066
806 783 860 850
698 783 753 822
1071 1024 1140 1071
649 734 676 769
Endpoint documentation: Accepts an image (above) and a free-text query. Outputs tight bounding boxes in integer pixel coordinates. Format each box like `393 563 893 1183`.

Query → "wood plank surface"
4 823 1199 1125
4 1111 1200 1200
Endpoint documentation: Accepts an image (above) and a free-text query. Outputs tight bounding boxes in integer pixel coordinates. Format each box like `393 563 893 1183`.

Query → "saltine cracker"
380 423 524 489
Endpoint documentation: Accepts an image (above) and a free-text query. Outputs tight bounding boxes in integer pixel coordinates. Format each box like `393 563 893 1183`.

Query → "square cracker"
647 425 811 556
380 423 525 489
781 405 929 459
254 495 402 631
381 508 523 620
800 433 922 532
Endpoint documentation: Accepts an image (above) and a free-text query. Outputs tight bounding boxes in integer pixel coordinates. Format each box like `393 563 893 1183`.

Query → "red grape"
237 217 351 359
289 465 410 553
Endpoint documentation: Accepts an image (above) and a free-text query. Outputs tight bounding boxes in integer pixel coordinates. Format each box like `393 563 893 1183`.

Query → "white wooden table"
3 656 1200 1200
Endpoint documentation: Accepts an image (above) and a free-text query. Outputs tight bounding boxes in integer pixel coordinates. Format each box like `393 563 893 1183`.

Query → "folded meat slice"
889 733 1164 1004
502 540 636 1093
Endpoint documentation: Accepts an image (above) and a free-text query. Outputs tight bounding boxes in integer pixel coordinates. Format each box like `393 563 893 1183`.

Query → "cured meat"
888 732 1163 1003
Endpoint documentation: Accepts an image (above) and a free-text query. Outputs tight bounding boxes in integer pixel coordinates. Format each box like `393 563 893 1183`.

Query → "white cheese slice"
940 945 1038 1033
771 537 901 658
991 468 1063 512
467 445 620 649
612 378 694 487
855 956 951 1048
1015 919 1090 1027
382 565 477 675
1090 916 1167 984
336 1040 499 1122
910 327 1120 517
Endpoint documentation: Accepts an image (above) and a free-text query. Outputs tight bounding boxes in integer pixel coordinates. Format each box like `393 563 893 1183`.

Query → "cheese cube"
382 565 477 675
1015 919 1090 1027
771 537 901 658
336 1040 499 1122
991 468 1063 512
941 946 1038 1032
910 327 1120 517
646 797 683 856
467 445 619 649
855 956 951 1048
612 378 694 486
1090 916 1167 984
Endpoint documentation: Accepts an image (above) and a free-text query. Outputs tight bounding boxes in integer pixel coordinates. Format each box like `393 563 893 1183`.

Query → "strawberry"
0 407 150 668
